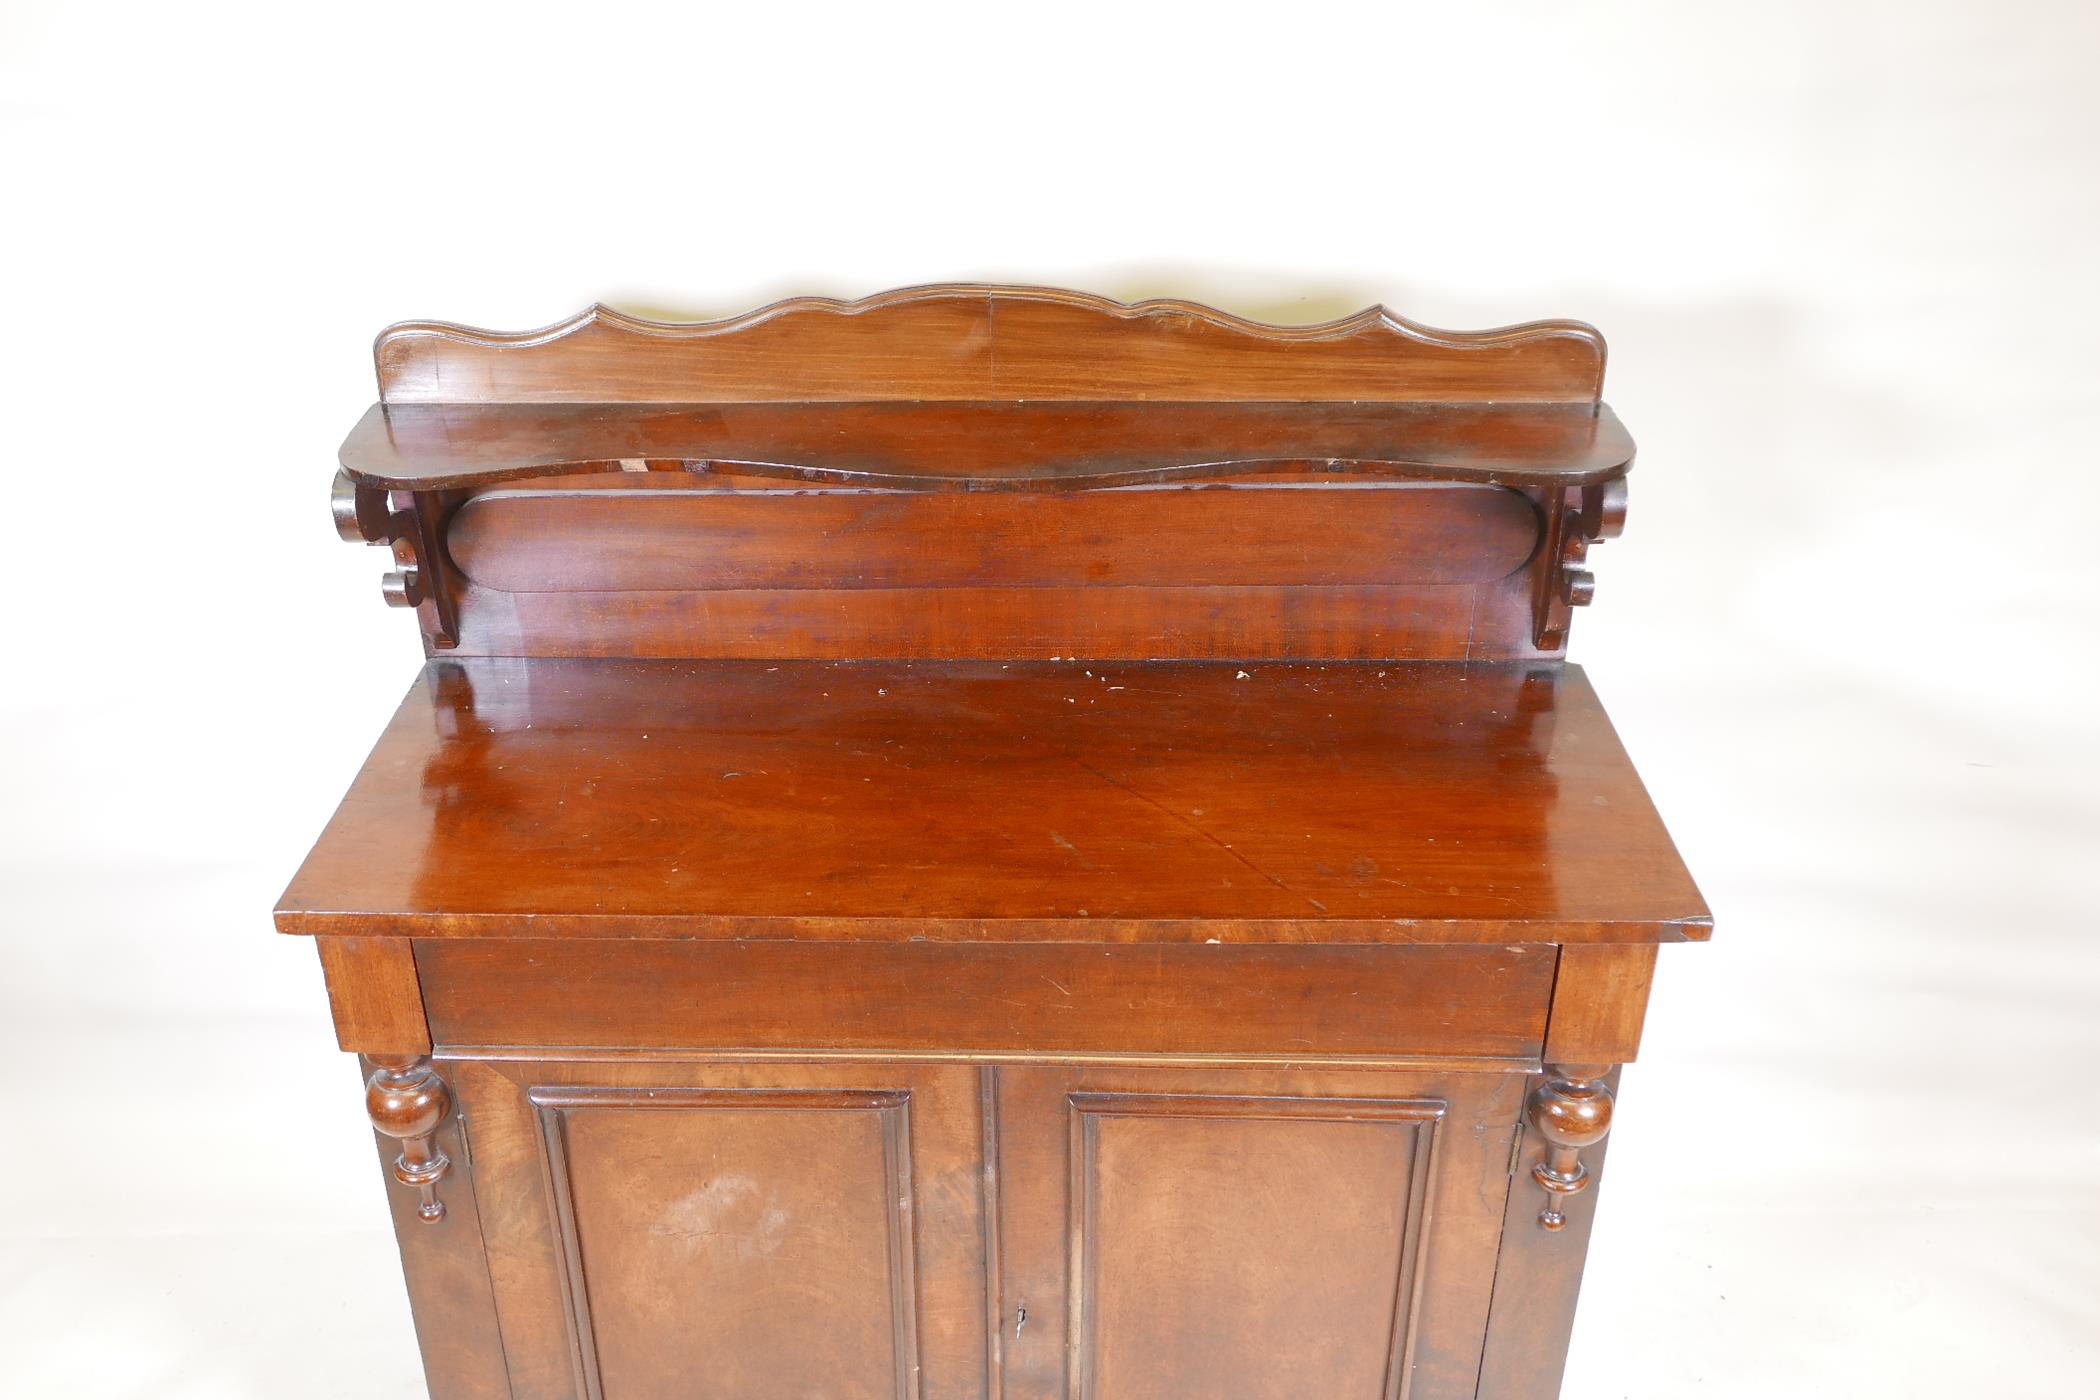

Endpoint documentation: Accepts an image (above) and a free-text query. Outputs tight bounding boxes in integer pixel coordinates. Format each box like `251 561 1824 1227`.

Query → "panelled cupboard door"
990 1066 1525 1400
450 1058 991 1400
450 1058 1524 1400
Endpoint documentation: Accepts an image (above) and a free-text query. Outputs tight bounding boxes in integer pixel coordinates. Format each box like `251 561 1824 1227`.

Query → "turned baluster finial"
366 1056 453 1223
1527 1066 1614 1231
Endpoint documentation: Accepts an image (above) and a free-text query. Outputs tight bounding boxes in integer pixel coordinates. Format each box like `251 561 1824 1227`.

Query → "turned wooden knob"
380 569 424 608
1531 1073 1612 1150
1561 569 1596 607
366 1058 453 1223
367 1060 451 1141
1528 1066 1614 1231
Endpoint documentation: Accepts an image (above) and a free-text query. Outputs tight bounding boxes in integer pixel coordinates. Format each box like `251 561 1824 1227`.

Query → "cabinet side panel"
361 1059 509 1400
450 1060 577 1400
1475 1068 1624 1400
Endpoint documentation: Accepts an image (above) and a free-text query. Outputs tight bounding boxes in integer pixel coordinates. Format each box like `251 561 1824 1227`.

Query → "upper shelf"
339 285 1629 494
338 399 1635 493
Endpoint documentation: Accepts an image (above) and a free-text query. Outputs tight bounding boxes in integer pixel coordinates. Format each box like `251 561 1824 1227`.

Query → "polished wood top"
337 399 1633 492
276 659 1708 944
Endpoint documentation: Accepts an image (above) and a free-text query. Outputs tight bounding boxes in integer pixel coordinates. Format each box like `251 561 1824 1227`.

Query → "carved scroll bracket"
1527 1065 1614 1231
366 1056 454 1223
1531 477 1627 651
332 469 462 648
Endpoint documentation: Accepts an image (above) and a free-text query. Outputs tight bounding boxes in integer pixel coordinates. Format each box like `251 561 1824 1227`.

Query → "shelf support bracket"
1531 477 1628 651
332 470 462 647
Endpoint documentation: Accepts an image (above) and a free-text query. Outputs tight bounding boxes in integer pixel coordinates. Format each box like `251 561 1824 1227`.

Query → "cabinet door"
991 1066 1524 1400
450 1058 990 1400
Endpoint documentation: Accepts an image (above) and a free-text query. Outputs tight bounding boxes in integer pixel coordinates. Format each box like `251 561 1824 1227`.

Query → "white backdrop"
3 3 2096 1396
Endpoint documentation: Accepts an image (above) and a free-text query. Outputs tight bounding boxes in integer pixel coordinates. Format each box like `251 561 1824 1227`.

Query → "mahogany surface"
285 285 1707 1400
274 658 1708 944
328 290 1633 660
338 399 1634 492
415 939 1557 1062
446 479 1542 594
373 286 1608 406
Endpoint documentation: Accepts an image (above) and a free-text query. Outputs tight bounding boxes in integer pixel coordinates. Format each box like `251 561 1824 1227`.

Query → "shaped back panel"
376 285 1607 405
339 286 1622 660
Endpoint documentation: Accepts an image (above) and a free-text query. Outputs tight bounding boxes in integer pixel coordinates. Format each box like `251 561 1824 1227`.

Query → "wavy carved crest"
375 284 1607 406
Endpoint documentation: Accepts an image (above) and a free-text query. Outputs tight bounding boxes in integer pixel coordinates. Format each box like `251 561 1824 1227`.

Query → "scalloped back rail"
334 285 1629 660
374 284 1608 405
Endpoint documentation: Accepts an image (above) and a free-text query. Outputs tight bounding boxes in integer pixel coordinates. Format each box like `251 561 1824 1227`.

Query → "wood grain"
315 936 428 1053
446 481 1541 593
439 476 1549 661
1476 1068 1625 1400
361 1060 508 1400
438 576 1538 663
1544 943 1660 1064
993 1065 1524 1400
534 1085 920 1400
372 285 1607 406
337 399 1633 492
453 1059 989 1400
1069 1091 1440 1400
334 289 1636 663
273 658 1711 944
414 940 1554 1062
294 285 1704 1400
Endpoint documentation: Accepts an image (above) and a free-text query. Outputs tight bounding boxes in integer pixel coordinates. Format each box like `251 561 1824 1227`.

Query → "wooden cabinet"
434 1056 1522 1400
282 286 1708 1399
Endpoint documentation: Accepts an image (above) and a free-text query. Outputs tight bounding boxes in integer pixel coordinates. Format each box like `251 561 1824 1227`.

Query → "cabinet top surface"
276 658 1707 944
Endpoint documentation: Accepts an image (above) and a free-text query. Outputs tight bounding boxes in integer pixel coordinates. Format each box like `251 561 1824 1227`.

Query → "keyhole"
1014 1304 1028 1340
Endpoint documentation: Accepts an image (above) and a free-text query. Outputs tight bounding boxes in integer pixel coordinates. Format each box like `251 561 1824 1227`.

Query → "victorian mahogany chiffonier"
275 285 1709 1400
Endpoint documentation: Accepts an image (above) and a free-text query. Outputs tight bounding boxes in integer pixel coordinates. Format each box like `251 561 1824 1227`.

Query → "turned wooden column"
365 1056 453 1223
1528 1065 1615 1231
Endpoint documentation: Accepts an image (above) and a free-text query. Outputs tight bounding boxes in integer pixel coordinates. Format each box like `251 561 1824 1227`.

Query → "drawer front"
417 939 1552 1063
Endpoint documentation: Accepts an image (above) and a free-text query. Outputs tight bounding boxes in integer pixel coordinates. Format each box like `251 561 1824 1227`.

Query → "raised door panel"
452 1059 988 1400
1077 1094 1433 1400
992 1066 1524 1400
540 1087 915 1400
